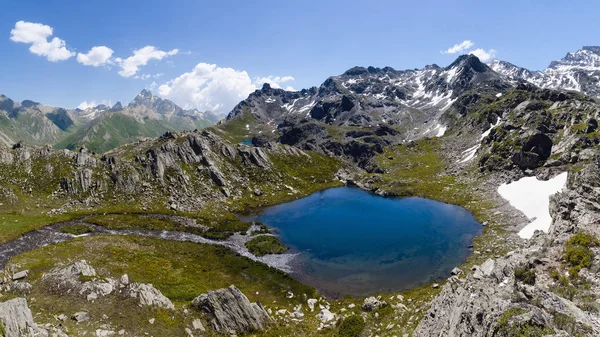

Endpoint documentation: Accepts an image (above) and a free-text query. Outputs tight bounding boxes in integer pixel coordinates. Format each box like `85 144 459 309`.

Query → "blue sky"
1 0 599 113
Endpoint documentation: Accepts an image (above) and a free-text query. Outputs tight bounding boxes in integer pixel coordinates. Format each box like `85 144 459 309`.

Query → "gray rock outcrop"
191 285 273 333
0 298 47 337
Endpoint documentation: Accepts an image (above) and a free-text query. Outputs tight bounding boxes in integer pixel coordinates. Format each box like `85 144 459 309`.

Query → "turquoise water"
256 187 481 297
240 139 252 145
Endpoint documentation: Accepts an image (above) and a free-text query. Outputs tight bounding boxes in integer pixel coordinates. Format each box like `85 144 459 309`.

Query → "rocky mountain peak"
446 54 489 73
548 45 600 69
20 100 40 108
0 95 16 112
129 89 158 108
490 46 600 97
111 101 123 111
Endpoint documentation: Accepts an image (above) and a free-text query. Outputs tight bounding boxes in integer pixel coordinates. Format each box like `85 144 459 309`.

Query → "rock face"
191 285 273 334
127 283 174 310
415 156 600 336
0 298 47 337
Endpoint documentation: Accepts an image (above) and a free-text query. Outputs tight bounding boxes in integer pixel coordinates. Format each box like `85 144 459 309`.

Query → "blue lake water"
256 187 482 297
240 139 253 145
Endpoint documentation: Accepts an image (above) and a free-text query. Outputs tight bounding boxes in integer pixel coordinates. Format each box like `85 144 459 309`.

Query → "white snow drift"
497 172 568 239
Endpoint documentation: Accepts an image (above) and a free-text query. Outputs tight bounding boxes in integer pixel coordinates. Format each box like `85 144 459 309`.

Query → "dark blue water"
256 187 481 297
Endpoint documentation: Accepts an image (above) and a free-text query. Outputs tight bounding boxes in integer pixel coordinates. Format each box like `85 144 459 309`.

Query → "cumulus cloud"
77 46 114 66
76 100 112 110
10 21 74 62
157 62 295 114
254 76 296 90
442 40 497 62
442 40 474 54
157 63 256 113
469 48 497 62
115 46 179 77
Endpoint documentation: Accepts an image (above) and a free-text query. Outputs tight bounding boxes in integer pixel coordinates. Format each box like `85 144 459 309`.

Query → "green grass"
86 214 201 234
338 315 365 337
60 223 94 235
368 138 494 221
0 213 76 244
7 235 317 336
245 235 288 256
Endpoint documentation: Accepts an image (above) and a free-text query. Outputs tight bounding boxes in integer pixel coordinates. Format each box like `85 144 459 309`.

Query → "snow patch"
497 172 568 239
495 93 503 98
459 144 480 163
436 125 447 137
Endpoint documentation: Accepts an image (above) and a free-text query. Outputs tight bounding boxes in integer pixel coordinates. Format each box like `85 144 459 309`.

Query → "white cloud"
157 62 295 114
158 63 256 113
10 21 74 62
115 46 179 77
442 40 474 54
254 75 296 90
77 46 114 66
77 101 96 110
469 48 497 62
76 100 112 110
134 73 164 80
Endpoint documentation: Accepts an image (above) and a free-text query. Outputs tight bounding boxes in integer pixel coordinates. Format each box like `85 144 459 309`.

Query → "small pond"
254 187 481 297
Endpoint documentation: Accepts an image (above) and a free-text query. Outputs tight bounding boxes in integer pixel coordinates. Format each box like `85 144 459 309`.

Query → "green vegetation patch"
250 222 271 235
60 224 94 236
494 307 554 337
370 138 493 216
338 315 365 337
199 219 251 240
514 265 536 285
86 214 204 235
7 234 315 336
0 213 76 244
245 235 288 256
9 235 316 305
564 232 598 278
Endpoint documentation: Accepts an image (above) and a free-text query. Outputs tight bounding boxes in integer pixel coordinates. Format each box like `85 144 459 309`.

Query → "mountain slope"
222 54 511 171
0 90 217 153
489 46 600 97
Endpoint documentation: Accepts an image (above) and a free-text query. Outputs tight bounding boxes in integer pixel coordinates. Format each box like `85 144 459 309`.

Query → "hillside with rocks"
0 48 598 336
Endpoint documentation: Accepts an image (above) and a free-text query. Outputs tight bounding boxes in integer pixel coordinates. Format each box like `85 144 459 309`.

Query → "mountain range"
1 46 599 155
0 89 220 153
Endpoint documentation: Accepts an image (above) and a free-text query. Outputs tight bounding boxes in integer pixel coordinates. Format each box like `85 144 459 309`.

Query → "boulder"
191 285 273 333
12 270 29 281
0 298 47 337
192 319 206 331
72 311 89 322
126 283 174 310
307 298 318 312
316 308 335 323
362 296 383 312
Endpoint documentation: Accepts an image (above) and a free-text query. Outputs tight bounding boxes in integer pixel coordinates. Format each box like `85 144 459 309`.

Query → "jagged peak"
111 101 123 111
582 46 600 54
445 54 489 73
